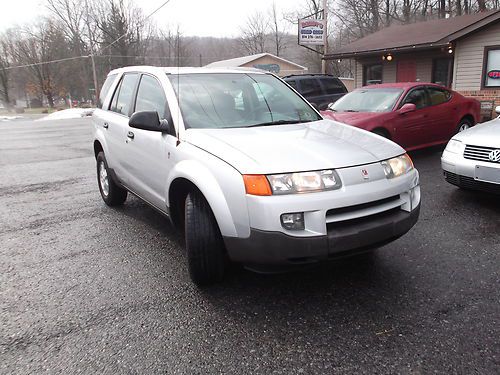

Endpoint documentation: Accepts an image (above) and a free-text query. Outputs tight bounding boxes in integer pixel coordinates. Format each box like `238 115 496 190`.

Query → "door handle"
103 122 108 129
127 131 134 139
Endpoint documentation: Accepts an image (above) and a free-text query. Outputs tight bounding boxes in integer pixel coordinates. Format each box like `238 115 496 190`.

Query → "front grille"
463 145 500 164
326 207 400 230
326 195 400 217
444 171 500 194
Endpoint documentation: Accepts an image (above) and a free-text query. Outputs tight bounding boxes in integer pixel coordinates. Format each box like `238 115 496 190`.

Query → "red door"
397 61 416 82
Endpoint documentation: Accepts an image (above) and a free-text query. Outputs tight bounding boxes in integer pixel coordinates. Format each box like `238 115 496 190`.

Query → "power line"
100 0 172 53
4 0 174 71
3 55 89 71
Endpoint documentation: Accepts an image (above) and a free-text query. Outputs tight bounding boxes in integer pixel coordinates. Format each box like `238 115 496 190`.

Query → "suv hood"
453 117 500 148
184 119 404 174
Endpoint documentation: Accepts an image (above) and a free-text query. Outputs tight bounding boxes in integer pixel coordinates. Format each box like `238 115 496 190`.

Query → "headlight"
381 154 414 179
267 169 342 194
444 139 464 154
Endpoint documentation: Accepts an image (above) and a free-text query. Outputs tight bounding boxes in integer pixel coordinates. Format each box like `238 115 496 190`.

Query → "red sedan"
321 83 481 151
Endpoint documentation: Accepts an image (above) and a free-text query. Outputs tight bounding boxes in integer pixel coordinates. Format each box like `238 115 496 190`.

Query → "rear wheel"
96 152 127 206
457 118 472 133
185 190 226 285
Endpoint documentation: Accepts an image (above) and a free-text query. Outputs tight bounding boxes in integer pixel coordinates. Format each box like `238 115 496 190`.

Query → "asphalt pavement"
0 117 498 374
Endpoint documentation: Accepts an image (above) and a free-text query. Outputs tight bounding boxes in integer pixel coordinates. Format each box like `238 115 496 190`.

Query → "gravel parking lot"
1 118 499 374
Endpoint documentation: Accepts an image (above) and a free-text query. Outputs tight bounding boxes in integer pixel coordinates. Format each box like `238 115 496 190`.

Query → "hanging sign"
298 19 325 46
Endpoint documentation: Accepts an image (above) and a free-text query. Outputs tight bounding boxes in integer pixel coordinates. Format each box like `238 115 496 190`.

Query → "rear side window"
286 79 297 89
427 87 451 106
134 75 170 119
110 73 138 116
321 78 346 94
299 78 323 97
402 88 428 110
98 74 117 108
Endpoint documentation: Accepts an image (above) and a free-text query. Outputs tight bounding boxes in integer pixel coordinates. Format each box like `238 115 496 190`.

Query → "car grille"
463 145 500 164
325 195 404 224
444 171 500 194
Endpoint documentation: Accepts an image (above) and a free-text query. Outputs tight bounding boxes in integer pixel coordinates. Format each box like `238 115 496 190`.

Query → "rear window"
427 87 451 106
98 74 117 109
109 73 138 116
321 78 346 95
286 79 298 90
299 78 323 97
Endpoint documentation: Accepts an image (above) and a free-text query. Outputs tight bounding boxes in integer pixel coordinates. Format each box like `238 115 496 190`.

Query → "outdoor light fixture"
386 54 393 61
448 47 453 54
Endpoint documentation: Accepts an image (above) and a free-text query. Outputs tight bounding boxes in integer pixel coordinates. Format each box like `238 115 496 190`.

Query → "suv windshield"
331 88 403 113
168 73 321 129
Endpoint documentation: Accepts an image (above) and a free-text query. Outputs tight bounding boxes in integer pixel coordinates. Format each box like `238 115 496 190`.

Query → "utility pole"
85 0 99 103
322 0 328 74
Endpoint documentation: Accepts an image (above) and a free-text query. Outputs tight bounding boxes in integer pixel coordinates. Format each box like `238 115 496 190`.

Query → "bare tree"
0 36 11 108
13 19 71 107
239 11 269 55
270 2 287 56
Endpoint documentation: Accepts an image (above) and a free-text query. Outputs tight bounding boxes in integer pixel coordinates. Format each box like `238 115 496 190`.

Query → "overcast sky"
0 0 308 37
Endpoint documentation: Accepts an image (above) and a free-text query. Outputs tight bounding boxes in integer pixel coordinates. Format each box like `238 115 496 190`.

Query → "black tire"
372 128 390 139
185 190 226 285
457 117 472 133
96 151 127 206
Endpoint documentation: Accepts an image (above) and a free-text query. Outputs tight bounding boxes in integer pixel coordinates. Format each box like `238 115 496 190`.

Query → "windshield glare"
331 88 404 113
168 73 321 129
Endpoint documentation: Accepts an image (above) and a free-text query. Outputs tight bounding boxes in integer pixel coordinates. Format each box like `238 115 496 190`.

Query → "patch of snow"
0 115 23 121
37 108 95 121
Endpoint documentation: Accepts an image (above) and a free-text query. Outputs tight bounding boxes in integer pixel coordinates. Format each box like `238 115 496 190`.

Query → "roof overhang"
325 10 500 61
324 44 448 60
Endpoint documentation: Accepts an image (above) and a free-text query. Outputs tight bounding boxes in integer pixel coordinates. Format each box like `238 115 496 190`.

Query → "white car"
442 106 500 194
93 66 421 285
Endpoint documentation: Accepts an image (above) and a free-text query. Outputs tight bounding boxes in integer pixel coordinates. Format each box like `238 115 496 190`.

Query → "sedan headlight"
381 154 414 179
444 139 465 154
267 169 342 194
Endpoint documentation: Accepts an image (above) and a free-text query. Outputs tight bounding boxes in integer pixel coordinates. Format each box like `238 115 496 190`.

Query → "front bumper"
441 150 500 194
224 203 420 265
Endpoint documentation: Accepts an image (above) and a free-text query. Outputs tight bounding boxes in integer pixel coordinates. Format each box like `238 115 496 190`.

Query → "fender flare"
93 128 109 158
166 159 239 237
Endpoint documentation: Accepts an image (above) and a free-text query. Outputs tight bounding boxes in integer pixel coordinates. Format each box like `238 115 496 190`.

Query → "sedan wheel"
457 119 472 132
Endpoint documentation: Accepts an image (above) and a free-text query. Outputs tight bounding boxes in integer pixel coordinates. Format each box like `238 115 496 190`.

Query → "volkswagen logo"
489 149 500 162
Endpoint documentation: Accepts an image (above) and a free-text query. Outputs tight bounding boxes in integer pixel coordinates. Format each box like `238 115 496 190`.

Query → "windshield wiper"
343 109 358 112
246 119 312 128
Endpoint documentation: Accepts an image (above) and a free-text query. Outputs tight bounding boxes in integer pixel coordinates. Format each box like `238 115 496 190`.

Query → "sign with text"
298 19 325 46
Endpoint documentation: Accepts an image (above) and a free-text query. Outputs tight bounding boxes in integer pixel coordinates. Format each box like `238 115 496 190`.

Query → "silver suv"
93 66 421 285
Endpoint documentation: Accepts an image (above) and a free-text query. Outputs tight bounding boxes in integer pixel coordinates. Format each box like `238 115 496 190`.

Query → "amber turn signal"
243 175 272 196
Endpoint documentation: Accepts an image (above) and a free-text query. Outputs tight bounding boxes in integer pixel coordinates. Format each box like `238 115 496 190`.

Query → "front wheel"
457 118 472 133
96 152 127 206
185 190 227 285
372 128 390 139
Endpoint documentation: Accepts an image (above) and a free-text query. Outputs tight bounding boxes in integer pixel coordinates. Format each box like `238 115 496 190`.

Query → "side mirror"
399 103 416 115
495 105 500 115
129 111 172 134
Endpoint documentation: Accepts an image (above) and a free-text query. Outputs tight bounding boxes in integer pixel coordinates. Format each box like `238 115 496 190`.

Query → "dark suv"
283 74 347 110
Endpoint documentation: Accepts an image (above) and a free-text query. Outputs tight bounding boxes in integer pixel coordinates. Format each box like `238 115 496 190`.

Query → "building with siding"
325 10 500 119
205 53 307 77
